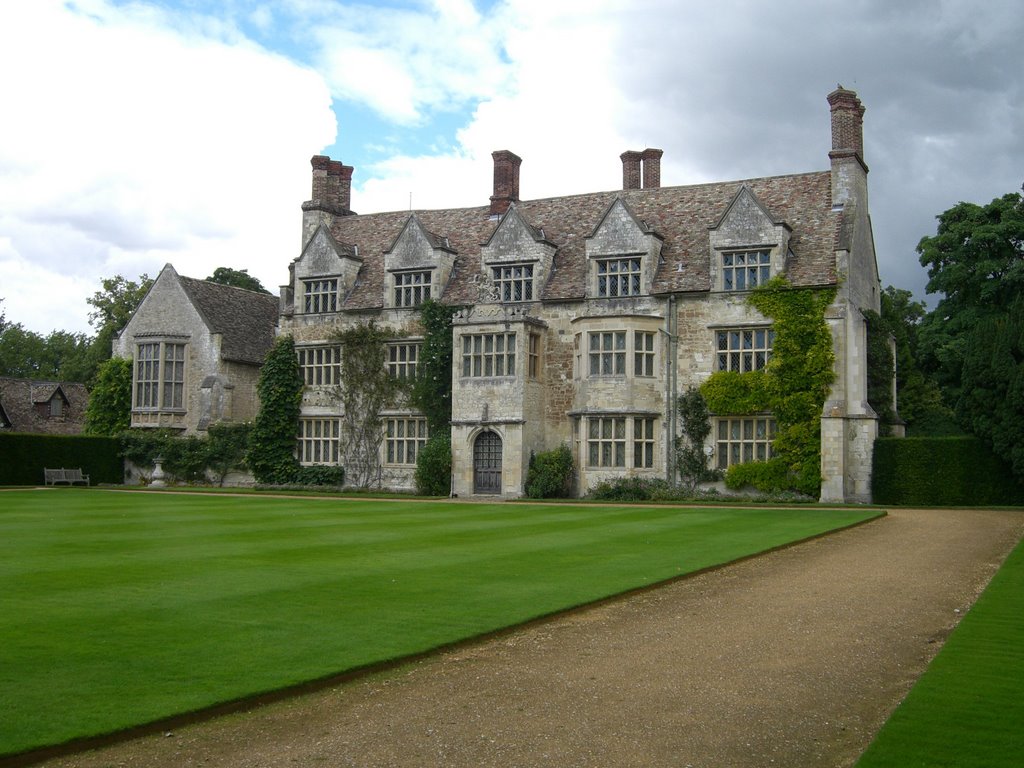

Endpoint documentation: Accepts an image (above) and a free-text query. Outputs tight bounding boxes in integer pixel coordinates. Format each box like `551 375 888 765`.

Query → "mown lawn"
855 533 1024 768
0 489 878 757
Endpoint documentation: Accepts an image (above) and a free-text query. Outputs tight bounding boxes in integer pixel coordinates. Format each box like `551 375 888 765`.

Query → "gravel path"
24 507 1024 768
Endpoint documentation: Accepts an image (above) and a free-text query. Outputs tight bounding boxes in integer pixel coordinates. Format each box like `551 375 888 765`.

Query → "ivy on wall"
333 322 408 488
409 299 460 431
248 335 302 484
700 277 837 496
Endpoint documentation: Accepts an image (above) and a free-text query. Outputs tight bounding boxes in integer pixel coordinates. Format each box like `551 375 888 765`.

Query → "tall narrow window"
394 271 432 307
528 333 541 379
597 257 642 297
722 250 770 290
634 331 655 377
492 264 534 302
304 279 338 313
633 418 655 468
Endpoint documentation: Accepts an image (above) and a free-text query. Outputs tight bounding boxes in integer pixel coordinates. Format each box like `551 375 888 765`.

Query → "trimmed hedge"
0 433 123 486
873 437 1024 506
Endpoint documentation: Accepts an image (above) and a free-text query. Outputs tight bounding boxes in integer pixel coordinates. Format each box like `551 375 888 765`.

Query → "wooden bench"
44 468 91 486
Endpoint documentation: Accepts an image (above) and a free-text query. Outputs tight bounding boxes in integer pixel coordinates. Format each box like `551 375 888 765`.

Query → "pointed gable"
708 185 793 291
383 214 457 307
584 197 663 298
475 204 556 303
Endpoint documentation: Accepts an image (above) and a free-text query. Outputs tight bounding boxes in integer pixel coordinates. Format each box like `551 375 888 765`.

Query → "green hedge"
873 437 1024 506
0 433 123 486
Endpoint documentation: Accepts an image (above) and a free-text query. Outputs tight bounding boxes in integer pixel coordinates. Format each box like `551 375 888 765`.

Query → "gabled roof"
177 277 279 364
0 377 89 435
329 170 841 309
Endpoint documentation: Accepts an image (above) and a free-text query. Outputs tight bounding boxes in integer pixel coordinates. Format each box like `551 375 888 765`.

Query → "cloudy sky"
1 0 1021 335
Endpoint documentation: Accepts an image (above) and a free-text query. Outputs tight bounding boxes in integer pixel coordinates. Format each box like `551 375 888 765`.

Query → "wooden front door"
473 431 503 494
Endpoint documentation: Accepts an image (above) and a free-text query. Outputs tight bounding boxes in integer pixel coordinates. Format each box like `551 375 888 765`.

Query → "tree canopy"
206 267 271 294
916 190 1024 479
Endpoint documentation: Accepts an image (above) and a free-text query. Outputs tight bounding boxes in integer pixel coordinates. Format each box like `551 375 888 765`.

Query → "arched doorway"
473 430 503 494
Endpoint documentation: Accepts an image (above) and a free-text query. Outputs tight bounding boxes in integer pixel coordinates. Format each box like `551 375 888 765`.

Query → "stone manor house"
113 88 880 502
275 87 881 503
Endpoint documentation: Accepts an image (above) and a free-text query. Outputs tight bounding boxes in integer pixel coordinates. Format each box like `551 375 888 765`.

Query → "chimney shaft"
490 150 522 216
827 87 866 160
641 148 663 189
309 155 353 214
621 150 642 190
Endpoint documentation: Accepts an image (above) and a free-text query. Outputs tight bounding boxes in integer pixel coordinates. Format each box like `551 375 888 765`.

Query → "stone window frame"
715 416 776 470
720 249 771 291
393 269 433 308
595 256 643 298
303 277 339 314
491 263 535 303
134 339 186 412
715 326 775 373
634 331 656 377
460 332 517 378
588 331 627 376
528 332 541 379
383 416 429 466
297 344 341 387
297 418 341 465
586 415 659 469
387 341 421 380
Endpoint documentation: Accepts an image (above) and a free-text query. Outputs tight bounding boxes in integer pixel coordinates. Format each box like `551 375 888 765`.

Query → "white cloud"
0 0 336 334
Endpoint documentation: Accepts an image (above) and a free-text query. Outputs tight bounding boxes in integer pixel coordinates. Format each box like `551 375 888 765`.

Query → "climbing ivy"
701 277 836 496
248 335 302 484
409 299 461 431
675 388 718 491
333 322 408 488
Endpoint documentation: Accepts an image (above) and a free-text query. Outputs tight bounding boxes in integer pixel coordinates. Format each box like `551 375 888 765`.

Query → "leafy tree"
0 322 50 378
956 295 1024 482
334 322 408 488
87 274 152 336
206 267 271 294
248 335 302 484
409 299 460 431
917 192 1024 405
84 357 133 435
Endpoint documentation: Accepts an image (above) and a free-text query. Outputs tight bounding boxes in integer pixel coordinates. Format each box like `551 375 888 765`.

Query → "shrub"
588 476 673 502
0 433 122 485
525 445 574 498
415 433 451 496
292 465 345 487
249 336 302 484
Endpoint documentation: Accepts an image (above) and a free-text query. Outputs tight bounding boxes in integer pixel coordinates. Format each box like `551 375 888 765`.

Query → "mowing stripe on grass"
855 533 1024 768
1 490 878 757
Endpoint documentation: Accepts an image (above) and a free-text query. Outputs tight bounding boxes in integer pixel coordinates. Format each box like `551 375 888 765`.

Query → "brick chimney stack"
641 148 663 189
621 151 642 190
490 150 522 216
308 154 354 214
827 87 868 207
827 86 866 164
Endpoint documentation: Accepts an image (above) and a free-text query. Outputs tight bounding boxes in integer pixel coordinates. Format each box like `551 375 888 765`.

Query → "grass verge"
855 534 1024 767
1 489 878 757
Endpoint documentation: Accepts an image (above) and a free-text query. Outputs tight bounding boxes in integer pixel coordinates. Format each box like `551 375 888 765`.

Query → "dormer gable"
584 197 663 298
477 204 556 303
292 224 361 315
383 214 456 308
708 186 792 291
